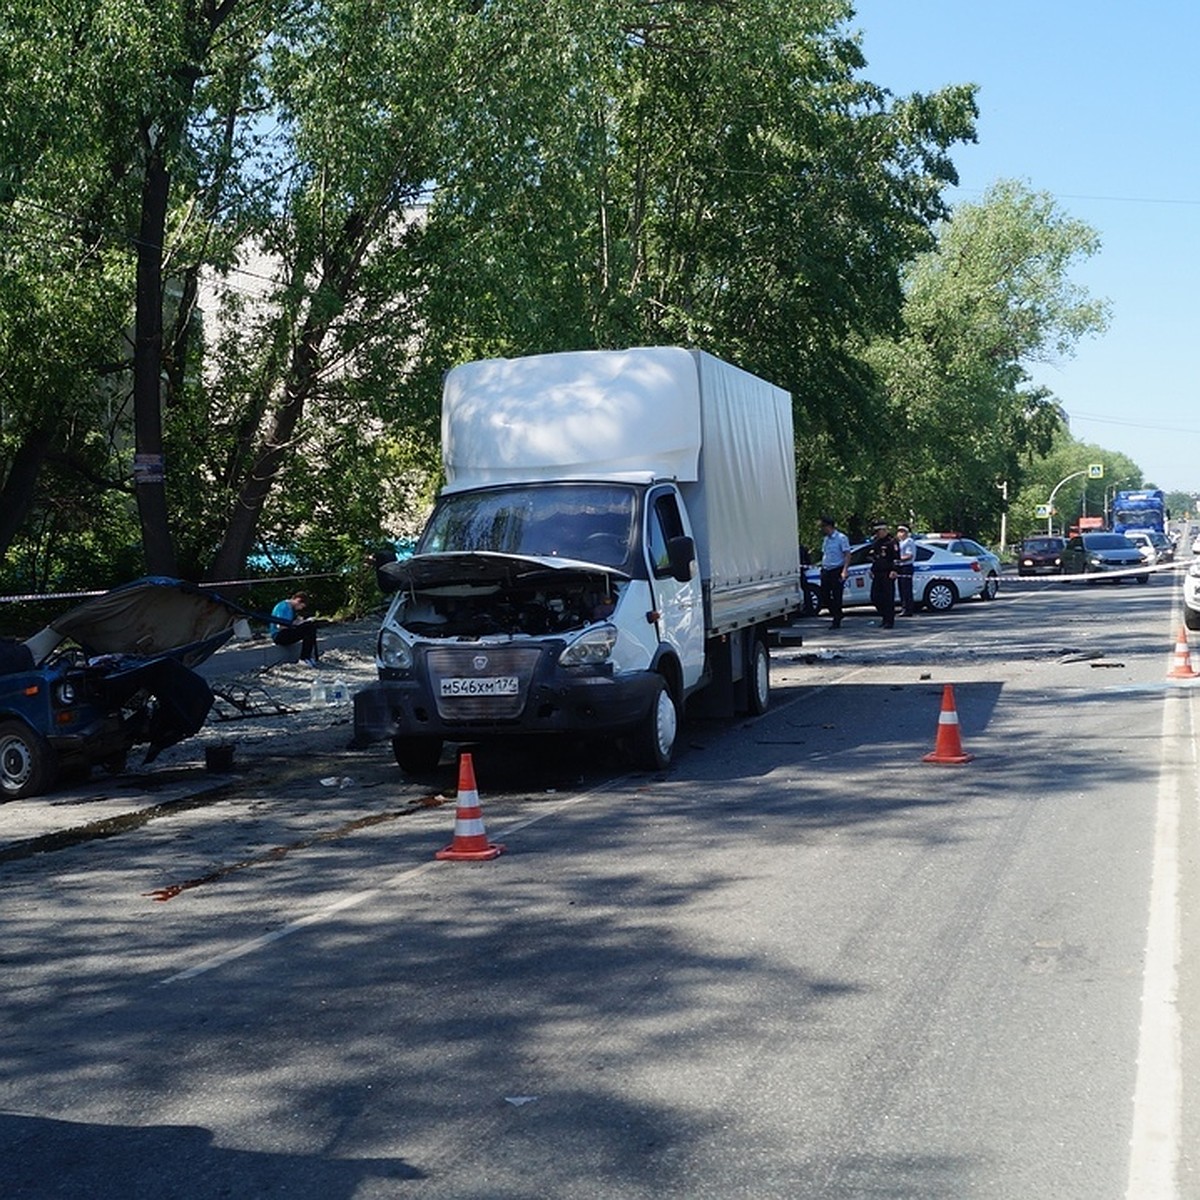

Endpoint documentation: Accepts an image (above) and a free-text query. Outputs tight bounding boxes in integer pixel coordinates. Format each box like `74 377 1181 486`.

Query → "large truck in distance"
354 347 803 773
1112 488 1166 535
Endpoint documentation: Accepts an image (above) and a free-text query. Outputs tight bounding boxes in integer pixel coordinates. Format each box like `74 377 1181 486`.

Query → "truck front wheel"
392 735 443 775
630 676 678 772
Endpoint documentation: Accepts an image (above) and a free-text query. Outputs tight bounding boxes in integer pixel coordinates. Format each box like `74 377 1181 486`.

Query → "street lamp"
1045 470 1088 536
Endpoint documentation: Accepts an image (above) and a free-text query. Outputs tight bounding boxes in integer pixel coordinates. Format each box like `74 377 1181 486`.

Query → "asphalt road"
1 565 1197 1199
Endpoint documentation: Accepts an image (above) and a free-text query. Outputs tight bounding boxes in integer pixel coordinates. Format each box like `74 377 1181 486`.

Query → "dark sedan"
1059 533 1150 583
1017 536 1065 576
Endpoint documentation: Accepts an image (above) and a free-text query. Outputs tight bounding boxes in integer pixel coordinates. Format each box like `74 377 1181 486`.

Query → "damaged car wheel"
392 735 443 775
0 719 57 800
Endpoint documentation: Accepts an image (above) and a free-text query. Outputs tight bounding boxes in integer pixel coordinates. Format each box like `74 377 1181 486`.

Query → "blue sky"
850 1 1199 495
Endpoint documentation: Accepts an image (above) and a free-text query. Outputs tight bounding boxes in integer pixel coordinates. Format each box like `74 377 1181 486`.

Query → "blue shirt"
821 529 851 569
270 599 297 640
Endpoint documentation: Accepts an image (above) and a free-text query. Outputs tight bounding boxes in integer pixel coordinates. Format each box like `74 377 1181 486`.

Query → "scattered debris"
211 679 297 720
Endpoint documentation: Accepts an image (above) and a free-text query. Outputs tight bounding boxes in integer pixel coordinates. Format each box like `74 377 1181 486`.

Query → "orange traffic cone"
435 752 506 861
1167 626 1198 679
922 684 974 765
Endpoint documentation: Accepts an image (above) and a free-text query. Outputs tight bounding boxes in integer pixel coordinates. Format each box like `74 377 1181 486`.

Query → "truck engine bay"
380 553 624 639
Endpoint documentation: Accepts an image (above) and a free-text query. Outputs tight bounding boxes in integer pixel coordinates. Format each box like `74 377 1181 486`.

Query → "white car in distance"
1185 559 1200 631
1122 530 1159 566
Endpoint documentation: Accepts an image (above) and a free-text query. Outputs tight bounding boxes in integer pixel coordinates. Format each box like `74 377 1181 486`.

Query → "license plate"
439 676 519 697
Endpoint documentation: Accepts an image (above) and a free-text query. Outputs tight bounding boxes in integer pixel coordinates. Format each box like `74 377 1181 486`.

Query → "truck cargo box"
442 347 801 634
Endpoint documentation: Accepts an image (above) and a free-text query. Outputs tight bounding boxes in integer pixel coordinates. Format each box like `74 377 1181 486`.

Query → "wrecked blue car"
0 577 247 800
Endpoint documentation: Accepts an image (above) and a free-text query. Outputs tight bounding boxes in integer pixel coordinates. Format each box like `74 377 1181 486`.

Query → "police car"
803 541 986 616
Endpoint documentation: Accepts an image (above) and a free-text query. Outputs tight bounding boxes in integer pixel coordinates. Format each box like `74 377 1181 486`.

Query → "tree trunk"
205 210 371 584
0 422 56 560
205 326 324 583
132 136 178 576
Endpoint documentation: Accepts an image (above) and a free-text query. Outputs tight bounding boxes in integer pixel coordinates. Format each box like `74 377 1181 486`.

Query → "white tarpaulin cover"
443 347 702 488
682 351 799 596
440 347 800 615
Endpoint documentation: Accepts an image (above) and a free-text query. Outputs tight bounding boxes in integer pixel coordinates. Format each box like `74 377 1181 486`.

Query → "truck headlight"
559 624 618 667
379 628 413 670
55 680 76 705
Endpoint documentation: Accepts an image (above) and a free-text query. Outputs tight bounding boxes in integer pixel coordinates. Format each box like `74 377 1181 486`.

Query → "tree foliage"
859 180 1111 540
0 0 1134 606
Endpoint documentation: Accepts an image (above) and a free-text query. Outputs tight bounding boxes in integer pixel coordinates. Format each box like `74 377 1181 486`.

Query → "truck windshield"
420 483 638 568
1114 508 1160 526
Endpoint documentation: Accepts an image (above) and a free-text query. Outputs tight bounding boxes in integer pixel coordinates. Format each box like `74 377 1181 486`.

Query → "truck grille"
425 645 544 721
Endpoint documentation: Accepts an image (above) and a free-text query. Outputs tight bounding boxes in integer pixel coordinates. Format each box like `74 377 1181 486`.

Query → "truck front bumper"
353 667 663 746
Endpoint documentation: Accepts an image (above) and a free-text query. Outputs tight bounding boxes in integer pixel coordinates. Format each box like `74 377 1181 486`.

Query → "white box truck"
354 347 802 772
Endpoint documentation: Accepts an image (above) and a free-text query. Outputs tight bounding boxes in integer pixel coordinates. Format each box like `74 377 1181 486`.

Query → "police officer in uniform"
817 515 852 629
866 521 899 629
895 523 916 616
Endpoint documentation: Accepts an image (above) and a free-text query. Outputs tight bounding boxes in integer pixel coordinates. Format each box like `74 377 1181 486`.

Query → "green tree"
0 0 983 592
861 180 1111 539
421 0 977 460
0 0 284 583
1163 490 1195 521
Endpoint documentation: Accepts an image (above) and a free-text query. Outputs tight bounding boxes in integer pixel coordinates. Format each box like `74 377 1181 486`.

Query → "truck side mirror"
666 535 696 583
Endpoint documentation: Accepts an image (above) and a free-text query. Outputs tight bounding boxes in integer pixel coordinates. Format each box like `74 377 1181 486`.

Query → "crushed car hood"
378 551 630 592
44 576 249 664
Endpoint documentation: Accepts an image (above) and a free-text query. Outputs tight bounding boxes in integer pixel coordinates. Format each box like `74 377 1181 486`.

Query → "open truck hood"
378 551 629 593
38 576 248 666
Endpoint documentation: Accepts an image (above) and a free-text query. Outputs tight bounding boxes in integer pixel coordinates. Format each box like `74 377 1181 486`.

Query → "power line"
1067 409 1200 435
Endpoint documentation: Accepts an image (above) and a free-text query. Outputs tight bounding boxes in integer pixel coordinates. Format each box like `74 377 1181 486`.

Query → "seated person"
270 590 320 665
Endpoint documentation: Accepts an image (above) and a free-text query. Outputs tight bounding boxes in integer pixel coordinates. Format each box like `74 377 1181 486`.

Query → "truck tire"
923 579 958 613
392 735 443 775
747 637 771 716
630 676 678 772
0 719 57 800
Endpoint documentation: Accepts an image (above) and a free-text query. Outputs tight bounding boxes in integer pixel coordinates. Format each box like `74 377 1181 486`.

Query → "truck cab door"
645 486 705 691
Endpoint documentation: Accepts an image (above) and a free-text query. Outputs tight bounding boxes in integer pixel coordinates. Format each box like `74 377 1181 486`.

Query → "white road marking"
1125 662 1192 1197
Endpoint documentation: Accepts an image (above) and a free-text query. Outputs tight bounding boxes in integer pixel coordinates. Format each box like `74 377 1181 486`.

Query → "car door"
842 543 873 605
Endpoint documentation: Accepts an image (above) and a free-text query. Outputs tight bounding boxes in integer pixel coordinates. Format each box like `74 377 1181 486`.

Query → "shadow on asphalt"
0 1112 423 1198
